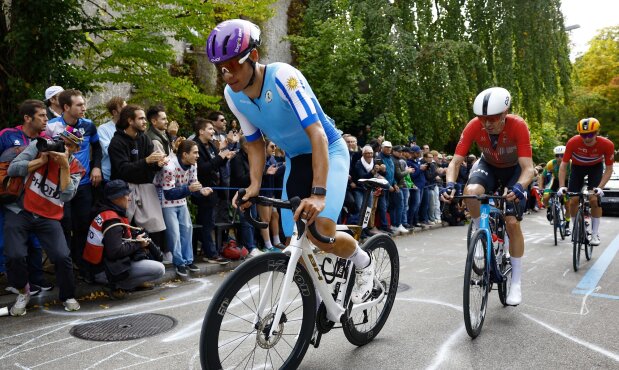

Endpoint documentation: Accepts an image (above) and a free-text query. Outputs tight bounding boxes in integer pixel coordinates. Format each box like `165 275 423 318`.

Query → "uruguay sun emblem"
286 76 299 91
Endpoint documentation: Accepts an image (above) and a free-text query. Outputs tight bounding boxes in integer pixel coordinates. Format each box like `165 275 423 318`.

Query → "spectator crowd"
1 86 543 315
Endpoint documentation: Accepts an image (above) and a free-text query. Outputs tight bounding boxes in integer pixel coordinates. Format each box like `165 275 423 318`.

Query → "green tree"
571 26 619 143
0 0 99 125
287 0 572 151
1 0 275 128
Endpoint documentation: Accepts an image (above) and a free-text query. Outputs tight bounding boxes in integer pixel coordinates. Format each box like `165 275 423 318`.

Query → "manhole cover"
70 313 177 341
397 282 411 292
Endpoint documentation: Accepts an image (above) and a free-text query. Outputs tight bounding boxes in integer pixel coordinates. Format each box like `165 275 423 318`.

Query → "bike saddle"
358 178 390 190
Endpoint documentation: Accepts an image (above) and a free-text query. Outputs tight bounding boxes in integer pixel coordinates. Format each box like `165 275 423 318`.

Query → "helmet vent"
222 35 230 55
482 92 492 115
210 35 217 57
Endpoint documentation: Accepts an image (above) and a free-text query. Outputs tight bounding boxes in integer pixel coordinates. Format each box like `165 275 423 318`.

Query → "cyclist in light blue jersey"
207 19 375 304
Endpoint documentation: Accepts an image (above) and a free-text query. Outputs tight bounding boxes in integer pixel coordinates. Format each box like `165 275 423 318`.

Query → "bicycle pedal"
310 331 322 348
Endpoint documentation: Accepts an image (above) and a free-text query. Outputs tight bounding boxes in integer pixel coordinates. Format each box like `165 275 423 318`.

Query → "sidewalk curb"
0 222 449 310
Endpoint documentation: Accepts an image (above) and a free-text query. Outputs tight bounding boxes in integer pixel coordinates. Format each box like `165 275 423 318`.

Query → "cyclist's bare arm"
558 161 568 188
598 164 613 189
516 156 536 188
236 138 267 206
446 154 465 184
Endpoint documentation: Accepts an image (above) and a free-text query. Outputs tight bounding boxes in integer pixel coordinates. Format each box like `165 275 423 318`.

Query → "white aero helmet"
473 87 511 116
553 145 566 155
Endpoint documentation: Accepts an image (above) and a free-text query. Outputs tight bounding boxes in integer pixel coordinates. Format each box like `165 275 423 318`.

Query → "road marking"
531 257 544 264
426 325 466 370
84 340 146 370
572 233 619 300
562 269 570 277
523 313 619 362
527 266 537 273
0 322 75 359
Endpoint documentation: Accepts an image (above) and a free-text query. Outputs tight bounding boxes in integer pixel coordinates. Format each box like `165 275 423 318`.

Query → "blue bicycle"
456 194 512 338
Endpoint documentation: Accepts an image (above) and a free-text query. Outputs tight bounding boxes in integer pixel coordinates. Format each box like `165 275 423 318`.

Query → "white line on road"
579 286 601 316
426 325 466 370
563 269 570 277
522 313 619 362
84 340 146 370
0 322 75 359
188 350 200 370
527 266 537 273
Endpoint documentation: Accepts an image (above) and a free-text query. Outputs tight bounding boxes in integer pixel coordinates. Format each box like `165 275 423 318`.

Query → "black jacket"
230 150 250 189
193 137 227 206
109 130 161 184
91 201 142 283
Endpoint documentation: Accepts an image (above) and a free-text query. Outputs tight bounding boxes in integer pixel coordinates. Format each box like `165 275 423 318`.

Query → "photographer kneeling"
85 180 165 299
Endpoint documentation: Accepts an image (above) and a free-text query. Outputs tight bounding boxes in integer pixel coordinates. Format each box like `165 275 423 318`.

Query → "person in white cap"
44 85 64 120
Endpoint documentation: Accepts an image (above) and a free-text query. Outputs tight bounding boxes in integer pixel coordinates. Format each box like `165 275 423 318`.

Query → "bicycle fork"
254 245 304 340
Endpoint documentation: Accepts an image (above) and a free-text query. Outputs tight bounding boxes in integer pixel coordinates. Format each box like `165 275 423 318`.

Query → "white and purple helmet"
206 19 261 64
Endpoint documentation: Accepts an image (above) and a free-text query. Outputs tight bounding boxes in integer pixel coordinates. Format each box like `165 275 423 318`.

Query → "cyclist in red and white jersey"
442 87 536 306
557 118 615 246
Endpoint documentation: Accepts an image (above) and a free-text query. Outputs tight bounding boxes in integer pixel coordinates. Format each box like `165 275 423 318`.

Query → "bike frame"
256 222 386 338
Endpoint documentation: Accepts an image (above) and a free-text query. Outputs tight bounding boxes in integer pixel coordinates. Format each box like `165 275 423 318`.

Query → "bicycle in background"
548 191 567 246
567 186 597 272
200 179 399 369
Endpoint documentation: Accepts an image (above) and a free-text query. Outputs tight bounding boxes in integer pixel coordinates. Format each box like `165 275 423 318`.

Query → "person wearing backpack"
0 100 53 294
4 128 85 316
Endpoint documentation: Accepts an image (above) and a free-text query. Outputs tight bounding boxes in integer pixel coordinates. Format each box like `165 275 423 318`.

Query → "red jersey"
455 114 532 168
563 135 614 166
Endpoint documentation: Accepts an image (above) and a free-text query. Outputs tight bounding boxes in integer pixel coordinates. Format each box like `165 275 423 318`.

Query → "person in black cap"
84 179 165 299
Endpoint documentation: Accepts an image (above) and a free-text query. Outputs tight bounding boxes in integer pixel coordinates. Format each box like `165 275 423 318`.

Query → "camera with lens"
35 137 65 153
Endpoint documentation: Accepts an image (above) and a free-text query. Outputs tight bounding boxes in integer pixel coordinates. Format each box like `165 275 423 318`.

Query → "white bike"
200 180 399 369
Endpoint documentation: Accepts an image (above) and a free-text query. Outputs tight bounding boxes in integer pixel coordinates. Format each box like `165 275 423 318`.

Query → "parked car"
601 162 619 215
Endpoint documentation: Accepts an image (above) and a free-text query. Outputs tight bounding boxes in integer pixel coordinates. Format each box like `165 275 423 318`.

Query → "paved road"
1 212 617 369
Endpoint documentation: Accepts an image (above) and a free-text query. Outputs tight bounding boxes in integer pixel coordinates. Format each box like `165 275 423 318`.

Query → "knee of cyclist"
464 185 484 196
318 243 336 254
504 217 519 228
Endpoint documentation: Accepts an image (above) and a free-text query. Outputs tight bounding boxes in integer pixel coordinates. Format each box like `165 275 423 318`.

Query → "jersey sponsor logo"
265 90 273 103
285 76 299 91
13 139 20 146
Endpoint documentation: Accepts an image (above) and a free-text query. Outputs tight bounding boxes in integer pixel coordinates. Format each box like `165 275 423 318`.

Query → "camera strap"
102 222 147 242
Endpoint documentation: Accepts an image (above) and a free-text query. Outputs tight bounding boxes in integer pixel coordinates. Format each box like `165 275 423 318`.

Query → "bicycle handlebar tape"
308 223 336 244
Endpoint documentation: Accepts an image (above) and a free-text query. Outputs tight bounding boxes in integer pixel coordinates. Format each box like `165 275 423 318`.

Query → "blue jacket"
378 152 395 186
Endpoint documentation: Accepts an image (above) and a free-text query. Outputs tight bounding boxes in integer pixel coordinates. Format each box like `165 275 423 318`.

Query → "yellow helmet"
577 118 600 134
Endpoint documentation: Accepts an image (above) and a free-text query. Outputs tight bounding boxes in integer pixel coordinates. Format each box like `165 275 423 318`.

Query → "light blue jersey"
224 62 347 236
225 63 341 158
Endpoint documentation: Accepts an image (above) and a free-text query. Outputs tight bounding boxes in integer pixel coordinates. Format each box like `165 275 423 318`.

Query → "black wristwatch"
311 187 327 196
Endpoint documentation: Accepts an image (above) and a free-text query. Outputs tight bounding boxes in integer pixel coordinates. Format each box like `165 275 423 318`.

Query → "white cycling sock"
349 246 371 269
264 240 273 249
511 257 522 285
591 217 600 235
272 235 281 245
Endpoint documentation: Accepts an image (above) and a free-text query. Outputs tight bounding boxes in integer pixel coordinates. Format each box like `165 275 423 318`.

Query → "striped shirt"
563 135 615 166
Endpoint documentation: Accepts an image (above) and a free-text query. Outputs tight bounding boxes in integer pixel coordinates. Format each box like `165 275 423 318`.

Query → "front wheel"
342 234 399 346
200 253 317 370
552 202 559 246
572 211 583 272
463 229 489 339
